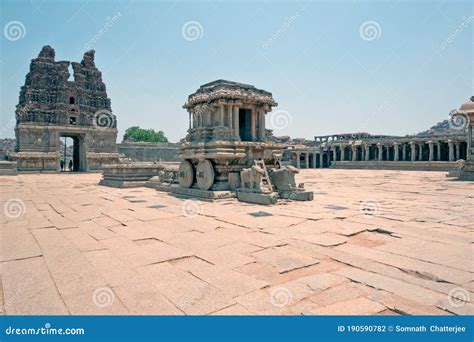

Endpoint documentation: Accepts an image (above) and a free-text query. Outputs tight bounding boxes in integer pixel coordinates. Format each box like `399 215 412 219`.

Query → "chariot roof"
184 79 277 109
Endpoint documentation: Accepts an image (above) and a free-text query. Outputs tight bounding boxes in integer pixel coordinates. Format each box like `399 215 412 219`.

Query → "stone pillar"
377 144 383 161
455 142 460 160
219 104 225 126
255 111 260 140
365 145 370 161
332 148 337 162
259 110 265 141
296 153 301 169
448 140 454 161
206 109 212 126
313 153 317 168
305 152 309 169
468 121 473 162
228 105 233 130
197 111 203 128
418 143 424 161
254 110 259 140
410 142 416 161
428 141 434 161
341 146 345 161
394 143 399 161
320 152 324 168
351 146 357 161
402 143 407 161
436 142 441 161
250 109 256 141
233 106 239 139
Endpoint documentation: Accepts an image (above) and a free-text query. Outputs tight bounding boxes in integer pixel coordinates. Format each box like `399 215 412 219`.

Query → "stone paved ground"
1 169 473 315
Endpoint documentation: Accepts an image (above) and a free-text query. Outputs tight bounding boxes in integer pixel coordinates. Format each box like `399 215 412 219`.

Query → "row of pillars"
189 104 266 141
294 152 327 169
334 141 462 162
294 140 464 169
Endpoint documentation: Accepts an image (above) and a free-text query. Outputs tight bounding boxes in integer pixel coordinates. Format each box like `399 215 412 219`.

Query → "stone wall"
117 142 179 162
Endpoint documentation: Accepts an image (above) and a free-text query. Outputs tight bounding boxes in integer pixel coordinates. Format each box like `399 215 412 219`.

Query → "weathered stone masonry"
10 45 120 171
287 122 468 170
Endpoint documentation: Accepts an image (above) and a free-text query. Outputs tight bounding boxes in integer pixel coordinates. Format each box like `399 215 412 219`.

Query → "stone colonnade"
291 137 467 169
291 149 329 169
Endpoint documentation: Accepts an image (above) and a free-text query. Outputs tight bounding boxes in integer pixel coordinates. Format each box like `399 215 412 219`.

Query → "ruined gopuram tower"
11 45 120 171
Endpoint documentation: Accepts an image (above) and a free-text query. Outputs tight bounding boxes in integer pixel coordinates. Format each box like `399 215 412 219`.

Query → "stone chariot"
170 80 313 204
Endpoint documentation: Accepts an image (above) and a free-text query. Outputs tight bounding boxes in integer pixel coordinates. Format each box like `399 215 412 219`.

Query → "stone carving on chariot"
170 79 314 204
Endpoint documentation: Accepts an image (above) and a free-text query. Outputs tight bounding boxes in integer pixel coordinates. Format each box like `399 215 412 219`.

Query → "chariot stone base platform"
169 186 312 205
154 184 176 192
237 191 278 205
99 163 163 188
170 186 236 200
279 190 314 201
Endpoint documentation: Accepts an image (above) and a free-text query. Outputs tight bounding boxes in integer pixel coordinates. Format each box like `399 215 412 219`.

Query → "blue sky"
1 0 472 142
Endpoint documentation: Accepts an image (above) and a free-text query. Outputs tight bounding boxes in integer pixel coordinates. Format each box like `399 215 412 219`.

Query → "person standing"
68 159 73 171
60 159 64 171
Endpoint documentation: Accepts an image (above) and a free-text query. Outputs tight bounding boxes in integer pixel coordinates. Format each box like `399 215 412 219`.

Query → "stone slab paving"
0 170 473 315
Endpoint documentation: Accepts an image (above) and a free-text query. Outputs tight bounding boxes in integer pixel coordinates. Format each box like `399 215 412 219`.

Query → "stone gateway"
10 45 120 172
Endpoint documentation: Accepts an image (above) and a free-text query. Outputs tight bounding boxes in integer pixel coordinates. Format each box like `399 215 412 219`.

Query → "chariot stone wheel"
178 160 194 188
196 159 215 191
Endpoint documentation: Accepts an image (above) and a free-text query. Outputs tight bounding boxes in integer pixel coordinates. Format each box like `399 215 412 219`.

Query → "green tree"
123 126 168 143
